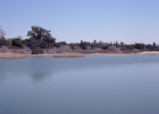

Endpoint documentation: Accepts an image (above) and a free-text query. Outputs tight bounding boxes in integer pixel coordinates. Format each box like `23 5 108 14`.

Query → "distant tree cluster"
0 26 159 54
70 41 159 52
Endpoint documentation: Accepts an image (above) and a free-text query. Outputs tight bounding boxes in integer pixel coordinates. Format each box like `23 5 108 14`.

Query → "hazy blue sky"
0 0 159 43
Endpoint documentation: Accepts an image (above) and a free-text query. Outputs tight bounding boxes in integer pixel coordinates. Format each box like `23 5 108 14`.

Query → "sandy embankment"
0 51 159 59
0 52 85 59
0 53 30 59
52 53 85 58
137 51 159 55
89 53 136 56
90 51 159 56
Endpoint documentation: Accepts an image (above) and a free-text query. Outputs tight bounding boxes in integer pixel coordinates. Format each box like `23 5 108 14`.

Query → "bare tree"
0 27 5 39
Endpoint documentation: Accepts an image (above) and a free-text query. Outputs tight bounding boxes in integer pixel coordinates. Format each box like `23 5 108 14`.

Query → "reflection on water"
1 56 159 82
0 56 159 114
30 72 52 82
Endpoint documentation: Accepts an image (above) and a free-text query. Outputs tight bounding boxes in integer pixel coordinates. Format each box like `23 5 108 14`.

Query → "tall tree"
27 26 55 40
27 26 56 49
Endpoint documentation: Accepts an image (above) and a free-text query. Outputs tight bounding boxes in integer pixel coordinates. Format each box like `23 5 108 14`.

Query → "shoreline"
0 51 159 60
0 53 85 59
89 51 159 56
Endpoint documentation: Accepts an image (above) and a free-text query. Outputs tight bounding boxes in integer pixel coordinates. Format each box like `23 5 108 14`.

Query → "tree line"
0 26 159 54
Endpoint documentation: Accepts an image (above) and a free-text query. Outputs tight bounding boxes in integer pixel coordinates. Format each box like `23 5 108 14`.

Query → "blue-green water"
0 56 159 114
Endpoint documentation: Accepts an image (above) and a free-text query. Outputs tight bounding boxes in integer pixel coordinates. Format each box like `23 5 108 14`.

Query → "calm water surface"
0 56 159 114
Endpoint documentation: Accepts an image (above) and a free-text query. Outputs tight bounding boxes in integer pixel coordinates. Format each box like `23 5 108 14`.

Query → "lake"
0 56 159 114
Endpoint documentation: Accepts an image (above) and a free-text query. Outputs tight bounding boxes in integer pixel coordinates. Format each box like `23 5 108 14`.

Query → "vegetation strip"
0 26 159 58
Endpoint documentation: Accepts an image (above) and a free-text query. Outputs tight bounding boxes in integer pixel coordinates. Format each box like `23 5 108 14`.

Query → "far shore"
0 51 159 60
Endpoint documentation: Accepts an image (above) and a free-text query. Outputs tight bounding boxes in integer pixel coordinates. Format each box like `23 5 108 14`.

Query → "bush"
0 38 6 47
56 41 66 47
79 40 89 50
31 47 43 54
102 45 109 50
12 38 24 48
